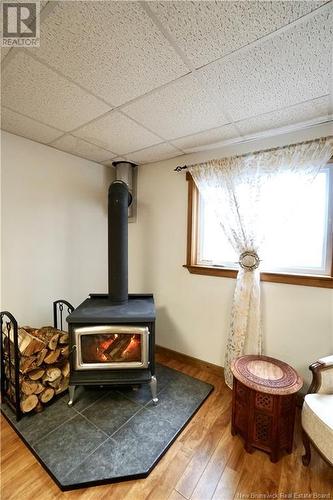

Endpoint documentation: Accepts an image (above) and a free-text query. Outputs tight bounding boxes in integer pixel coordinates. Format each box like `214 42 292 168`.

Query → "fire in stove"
73 325 150 371
81 333 142 364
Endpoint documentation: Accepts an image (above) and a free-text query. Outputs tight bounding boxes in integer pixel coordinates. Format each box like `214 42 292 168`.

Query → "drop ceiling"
1 0 332 165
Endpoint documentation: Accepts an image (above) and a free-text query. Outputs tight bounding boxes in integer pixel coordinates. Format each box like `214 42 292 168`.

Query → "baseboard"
155 347 305 404
155 345 224 378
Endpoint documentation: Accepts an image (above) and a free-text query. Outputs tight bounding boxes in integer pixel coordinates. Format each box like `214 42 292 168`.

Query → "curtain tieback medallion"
239 251 260 271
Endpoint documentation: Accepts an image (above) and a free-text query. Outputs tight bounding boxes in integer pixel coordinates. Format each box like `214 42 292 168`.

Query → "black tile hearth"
63 408 178 486
116 363 183 405
82 391 141 436
146 369 214 428
69 385 110 412
1 363 213 491
1 396 75 445
34 414 107 478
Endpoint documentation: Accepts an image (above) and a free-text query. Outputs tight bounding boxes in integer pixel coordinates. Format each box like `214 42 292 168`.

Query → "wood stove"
66 169 157 406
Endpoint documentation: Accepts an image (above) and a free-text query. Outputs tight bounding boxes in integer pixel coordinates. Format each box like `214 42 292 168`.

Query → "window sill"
183 264 333 288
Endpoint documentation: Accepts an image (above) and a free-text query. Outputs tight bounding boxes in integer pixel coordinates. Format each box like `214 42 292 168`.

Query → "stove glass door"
74 325 149 370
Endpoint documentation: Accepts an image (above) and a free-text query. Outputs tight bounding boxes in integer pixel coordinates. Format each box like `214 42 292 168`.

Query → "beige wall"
1 131 113 326
128 124 333 386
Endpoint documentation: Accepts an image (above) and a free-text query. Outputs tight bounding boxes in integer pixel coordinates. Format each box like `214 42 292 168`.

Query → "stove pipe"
108 180 130 304
114 161 137 218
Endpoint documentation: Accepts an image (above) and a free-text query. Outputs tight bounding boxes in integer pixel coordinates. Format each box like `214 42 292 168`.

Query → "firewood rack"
0 300 74 421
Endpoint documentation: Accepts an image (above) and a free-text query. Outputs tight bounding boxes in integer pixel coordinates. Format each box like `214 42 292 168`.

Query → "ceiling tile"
171 124 240 151
1 107 63 144
236 96 332 136
74 111 161 155
1 51 110 131
50 135 116 163
124 143 181 164
149 1 325 67
199 5 332 122
32 1 188 106
123 74 229 141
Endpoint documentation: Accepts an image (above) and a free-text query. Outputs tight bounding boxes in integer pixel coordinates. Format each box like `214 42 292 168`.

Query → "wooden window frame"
184 169 333 288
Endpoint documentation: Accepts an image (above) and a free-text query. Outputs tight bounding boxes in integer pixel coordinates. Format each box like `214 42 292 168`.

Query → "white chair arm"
309 355 333 395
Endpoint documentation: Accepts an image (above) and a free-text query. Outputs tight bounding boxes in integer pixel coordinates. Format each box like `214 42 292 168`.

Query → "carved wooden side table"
231 355 303 462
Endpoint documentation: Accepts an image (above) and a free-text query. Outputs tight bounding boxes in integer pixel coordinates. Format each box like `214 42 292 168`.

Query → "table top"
231 355 303 395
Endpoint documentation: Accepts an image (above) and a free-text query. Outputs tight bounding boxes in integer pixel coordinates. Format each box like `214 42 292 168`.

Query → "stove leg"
150 375 158 405
68 385 76 406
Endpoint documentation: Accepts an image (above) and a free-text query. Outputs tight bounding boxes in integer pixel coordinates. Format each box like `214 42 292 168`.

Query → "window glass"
198 170 331 275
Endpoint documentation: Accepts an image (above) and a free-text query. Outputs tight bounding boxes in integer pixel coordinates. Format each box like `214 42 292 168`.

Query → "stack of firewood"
3 326 70 414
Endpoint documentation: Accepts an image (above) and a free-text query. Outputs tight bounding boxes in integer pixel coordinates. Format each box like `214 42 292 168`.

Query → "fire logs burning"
3 325 70 413
81 333 141 364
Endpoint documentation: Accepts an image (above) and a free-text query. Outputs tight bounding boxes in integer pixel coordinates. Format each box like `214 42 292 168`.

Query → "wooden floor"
1 351 332 500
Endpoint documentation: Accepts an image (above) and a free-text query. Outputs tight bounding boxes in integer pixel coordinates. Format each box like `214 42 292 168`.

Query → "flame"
99 336 116 351
123 335 140 356
87 333 142 362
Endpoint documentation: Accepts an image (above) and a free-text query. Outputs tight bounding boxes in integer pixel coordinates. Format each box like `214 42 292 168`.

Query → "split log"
21 326 38 335
28 368 45 381
20 356 37 374
59 333 69 345
103 335 123 355
36 348 48 367
21 380 38 396
4 323 70 414
40 387 54 404
60 345 69 358
34 401 44 413
33 382 44 395
48 334 59 351
62 361 70 378
17 328 31 354
55 376 69 395
44 367 61 383
4 327 44 357
18 328 46 357
34 326 57 341
105 337 132 360
44 348 60 365
36 327 66 343
21 394 38 413
47 377 62 389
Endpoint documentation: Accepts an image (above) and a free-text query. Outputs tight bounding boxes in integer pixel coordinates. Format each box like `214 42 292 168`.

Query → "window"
185 165 333 288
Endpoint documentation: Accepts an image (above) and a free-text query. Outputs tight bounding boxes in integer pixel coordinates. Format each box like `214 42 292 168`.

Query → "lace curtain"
189 137 333 388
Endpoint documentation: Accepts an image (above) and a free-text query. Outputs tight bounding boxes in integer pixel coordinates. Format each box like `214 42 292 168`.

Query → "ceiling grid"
1 0 332 164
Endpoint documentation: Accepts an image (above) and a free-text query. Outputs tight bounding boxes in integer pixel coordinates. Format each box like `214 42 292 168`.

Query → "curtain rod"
173 136 333 172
